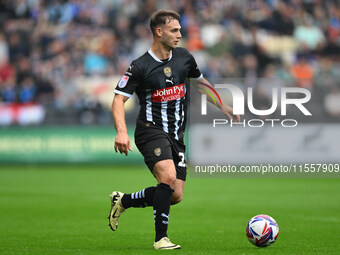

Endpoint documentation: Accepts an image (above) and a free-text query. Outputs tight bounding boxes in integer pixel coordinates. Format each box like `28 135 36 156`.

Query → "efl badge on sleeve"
163 67 172 78
118 75 129 88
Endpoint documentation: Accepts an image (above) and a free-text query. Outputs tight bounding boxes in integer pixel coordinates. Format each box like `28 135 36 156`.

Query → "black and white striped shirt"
114 47 202 141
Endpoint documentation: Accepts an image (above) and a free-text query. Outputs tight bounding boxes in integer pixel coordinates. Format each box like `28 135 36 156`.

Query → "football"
246 214 279 247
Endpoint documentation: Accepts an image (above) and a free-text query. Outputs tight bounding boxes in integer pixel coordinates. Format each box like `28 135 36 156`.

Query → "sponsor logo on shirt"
118 75 129 88
152 83 185 102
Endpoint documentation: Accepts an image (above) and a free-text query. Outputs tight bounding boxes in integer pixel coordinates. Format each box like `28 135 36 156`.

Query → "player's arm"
112 61 141 156
192 77 240 122
185 48 240 122
112 94 132 156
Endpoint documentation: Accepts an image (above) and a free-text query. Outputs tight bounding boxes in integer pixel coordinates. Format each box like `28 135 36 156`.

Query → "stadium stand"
0 0 340 125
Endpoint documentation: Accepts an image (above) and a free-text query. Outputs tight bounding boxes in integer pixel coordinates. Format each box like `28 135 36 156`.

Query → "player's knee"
153 160 177 186
162 173 176 187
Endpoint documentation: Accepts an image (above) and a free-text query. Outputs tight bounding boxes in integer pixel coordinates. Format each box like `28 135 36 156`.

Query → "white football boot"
108 191 125 231
153 237 181 250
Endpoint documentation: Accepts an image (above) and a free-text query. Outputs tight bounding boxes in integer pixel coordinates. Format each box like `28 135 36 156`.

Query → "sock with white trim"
121 186 156 209
153 183 174 242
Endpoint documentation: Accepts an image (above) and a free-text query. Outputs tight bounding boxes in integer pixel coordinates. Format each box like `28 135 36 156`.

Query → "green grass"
0 165 339 255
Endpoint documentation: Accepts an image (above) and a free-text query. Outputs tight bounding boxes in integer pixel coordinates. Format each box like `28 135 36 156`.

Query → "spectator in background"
250 27 276 75
221 53 241 78
187 27 204 52
313 4 329 31
84 48 109 76
322 35 340 59
0 59 15 84
1 74 17 103
294 16 325 52
19 76 36 103
323 5 340 59
35 76 54 106
8 32 30 62
0 33 8 64
230 22 251 59
201 20 225 49
256 64 283 117
16 56 30 84
277 62 295 87
291 55 314 89
242 54 258 89
272 1 295 35
314 57 340 93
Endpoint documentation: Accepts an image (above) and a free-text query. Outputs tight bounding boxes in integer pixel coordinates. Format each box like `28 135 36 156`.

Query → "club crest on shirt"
154 148 161 156
163 67 172 78
118 75 129 88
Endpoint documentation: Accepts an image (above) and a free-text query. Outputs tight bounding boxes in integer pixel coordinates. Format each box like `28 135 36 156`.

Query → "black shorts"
134 120 187 181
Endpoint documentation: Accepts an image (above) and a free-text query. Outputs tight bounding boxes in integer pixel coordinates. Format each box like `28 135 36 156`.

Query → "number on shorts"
178 152 187 167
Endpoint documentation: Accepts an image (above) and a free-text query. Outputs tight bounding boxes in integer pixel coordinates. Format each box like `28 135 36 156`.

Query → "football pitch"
0 165 339 255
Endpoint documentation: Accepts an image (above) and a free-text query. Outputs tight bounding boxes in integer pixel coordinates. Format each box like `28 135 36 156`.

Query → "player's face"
160 19 182 50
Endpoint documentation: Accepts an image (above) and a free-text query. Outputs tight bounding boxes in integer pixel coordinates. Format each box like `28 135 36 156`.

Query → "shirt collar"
148 49 172 62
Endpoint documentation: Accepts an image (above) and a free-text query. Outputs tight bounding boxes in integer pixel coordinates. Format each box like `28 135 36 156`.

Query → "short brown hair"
150 10 181 36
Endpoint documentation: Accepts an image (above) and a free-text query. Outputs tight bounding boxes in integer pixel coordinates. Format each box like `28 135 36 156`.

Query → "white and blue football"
246 214 279 247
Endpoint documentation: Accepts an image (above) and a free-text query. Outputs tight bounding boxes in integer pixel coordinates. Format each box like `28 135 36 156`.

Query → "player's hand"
222 104 241 122
114 132 133 156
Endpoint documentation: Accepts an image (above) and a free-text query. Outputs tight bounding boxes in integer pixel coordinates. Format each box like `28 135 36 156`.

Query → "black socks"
119 183 174 242
121 186 156 209
153 183 174 242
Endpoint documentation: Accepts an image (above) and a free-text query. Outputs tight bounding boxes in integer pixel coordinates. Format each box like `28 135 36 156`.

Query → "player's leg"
152 159 176 241
170 139 187 205
120 186 156 208
171 179 185 204
108 134 172 231
108 186 157 231
110 174 184 210
112 136 172 210
152 159 181 249
153 159 177 187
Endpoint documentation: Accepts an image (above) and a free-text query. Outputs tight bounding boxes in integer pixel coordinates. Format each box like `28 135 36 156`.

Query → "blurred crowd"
1 0 340 122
